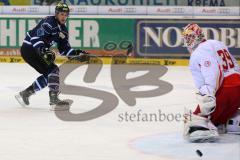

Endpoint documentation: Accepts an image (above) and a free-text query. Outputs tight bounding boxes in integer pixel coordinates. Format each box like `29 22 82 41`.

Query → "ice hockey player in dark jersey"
15 2 88 110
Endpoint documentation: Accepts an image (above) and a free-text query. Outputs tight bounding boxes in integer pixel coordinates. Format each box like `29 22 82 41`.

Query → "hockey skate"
15 85 35 107
226 109 240 134
49 91 71 111
217 124 227 134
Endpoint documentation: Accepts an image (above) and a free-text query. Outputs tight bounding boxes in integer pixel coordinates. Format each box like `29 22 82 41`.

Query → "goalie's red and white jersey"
189 39 240 96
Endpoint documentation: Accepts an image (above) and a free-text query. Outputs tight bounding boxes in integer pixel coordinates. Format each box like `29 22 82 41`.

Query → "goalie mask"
182 23 205 52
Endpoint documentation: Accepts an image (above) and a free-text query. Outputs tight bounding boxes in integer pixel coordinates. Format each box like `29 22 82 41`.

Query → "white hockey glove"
196 93 216 116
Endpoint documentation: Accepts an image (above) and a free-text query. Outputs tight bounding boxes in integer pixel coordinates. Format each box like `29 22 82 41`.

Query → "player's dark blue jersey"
23 16 75 56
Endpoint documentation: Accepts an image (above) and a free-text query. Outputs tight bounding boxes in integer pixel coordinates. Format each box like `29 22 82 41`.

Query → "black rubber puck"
196 149 203 157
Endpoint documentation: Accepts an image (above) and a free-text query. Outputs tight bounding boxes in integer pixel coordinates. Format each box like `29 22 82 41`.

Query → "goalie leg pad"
184 109 219 142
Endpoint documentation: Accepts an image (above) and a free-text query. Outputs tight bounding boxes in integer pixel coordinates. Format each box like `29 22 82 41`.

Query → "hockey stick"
67 43 133 64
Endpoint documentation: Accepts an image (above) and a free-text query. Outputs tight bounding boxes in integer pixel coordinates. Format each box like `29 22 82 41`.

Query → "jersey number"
217 49 234 70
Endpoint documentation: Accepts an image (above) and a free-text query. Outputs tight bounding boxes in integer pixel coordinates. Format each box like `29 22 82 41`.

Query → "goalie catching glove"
68 49 90 62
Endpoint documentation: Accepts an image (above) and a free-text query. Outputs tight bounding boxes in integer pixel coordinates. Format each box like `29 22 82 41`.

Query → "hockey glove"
38 47 56 65
196 92 216 116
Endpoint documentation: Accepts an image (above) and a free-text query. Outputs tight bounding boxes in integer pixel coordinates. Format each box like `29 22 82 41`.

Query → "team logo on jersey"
204 61 211 67
37 28 45 36
59 32 65 39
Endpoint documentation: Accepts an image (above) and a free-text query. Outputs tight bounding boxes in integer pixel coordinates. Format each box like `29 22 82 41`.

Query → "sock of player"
47 68 60 92
32 75 48 92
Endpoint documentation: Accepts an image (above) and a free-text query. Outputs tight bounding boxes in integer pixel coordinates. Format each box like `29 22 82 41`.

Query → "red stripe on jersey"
216 65 223 92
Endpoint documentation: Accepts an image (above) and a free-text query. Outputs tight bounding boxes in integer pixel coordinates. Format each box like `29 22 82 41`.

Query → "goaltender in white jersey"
182 23 240 142
190 39 240 96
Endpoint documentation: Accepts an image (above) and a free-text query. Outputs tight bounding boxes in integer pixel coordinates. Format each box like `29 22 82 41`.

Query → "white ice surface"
0 63 239 160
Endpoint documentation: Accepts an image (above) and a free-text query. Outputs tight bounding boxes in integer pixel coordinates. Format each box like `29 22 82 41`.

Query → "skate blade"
50 105 69 111
50 99 73 111
15 93 26 107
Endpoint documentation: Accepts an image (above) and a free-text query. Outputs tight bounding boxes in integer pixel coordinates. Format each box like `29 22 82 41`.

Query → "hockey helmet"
182 23 205 50
55 2 70 15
